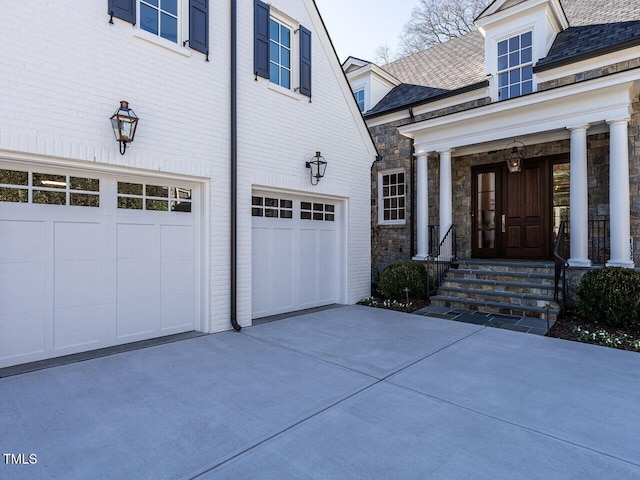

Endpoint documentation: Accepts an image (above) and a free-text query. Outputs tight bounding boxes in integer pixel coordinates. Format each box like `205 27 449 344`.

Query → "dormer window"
497 31 533 100
354 89 365 112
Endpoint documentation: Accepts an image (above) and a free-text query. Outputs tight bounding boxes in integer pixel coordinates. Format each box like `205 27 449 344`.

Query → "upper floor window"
497 31 533 100
254 0 312 98
140 0 178 43
354 89 365 112
108 0 209 58
269 18 291 89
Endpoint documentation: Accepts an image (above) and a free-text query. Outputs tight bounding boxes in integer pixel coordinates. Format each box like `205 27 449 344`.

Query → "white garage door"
0 162 200 368
251 192 341 319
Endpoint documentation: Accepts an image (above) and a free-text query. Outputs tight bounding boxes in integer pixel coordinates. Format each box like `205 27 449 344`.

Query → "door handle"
502 214 506 233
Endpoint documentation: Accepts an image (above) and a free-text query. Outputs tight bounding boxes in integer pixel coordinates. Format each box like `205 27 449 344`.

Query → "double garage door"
252 191 341 319
0 162 199 368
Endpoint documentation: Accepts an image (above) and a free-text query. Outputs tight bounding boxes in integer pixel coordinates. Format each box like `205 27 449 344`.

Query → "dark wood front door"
472 159 551 259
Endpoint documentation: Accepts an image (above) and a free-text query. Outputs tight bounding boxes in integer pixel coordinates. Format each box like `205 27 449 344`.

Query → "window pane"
265 198 278 207
71 177 99 192
269 19 279 41
161 0 177 16
70 193 100 207
313 212 323 220
509 36 519 51
33 190 66 205
325 204 335 212
521 46 532 64
301 211 311 220
265 209 278 218
281 47 290 68
509 51 520 68
390 186 396 196
280 25 290 47
144 0 159 7
33 173 66 188
522 64 533 81
398 173 404 183
118 197 143 209
269 63 279 84
281 69 290 89
140 4 159 36
172 188 191 200
171 201 192 212
325 214 334 222
382 175 389 186
280 210 292 219
118 182 143 195
510 84 520 98
270 41 279 62
510 69 520 84
146 199 168 211
499 87 509 99
146 185 168 198
498 40 508 56
281 199 293 209
498 72 508 87
301 202 311 210
498 55 508 71
252 196 263 206
522 80 533 95
0 169 28 186
521 31 532 48
252 208 263 217
0 187 28 202
160 13 177 43
390 173 396 184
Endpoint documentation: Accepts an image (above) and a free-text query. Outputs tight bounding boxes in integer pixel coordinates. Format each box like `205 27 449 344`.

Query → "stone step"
441 278 558 295
437 286 558 306
429 295 560 321
453 260 554 275
447 268 555 283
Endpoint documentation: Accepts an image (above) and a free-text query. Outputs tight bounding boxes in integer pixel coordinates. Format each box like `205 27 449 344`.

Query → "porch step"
429 259 562 321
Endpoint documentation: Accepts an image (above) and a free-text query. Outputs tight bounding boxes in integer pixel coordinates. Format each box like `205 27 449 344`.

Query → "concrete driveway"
2 305 640 479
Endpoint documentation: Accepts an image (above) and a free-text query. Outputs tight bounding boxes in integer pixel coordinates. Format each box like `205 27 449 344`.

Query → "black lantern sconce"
306 151 327 185
503 139 526 173
110 101 139 155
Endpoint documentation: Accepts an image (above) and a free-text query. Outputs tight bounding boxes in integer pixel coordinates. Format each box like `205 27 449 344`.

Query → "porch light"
306 151 327 185
110 101 139 155
504 140 526 173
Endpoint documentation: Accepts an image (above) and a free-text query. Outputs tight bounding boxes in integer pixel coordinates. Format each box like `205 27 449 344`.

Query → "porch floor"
413 305 555 336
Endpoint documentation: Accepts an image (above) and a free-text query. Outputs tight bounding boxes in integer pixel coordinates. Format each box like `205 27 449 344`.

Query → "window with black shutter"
254 0 270 79
299 25 312 97
109 0 136 24
188 0 209 59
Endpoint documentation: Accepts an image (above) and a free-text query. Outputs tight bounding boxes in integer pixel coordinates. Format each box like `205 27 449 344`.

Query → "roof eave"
534 38 640 73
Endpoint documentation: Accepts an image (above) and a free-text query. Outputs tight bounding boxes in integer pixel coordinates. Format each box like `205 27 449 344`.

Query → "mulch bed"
547 309 640 352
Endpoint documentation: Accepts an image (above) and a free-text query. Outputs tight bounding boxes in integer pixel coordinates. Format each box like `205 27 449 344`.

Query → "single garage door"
0 162 200 368
251 192 341 319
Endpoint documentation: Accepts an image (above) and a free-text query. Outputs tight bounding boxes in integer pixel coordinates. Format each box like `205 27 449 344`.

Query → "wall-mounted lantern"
306 151 327 185
503 139 526 173
110 101 139 155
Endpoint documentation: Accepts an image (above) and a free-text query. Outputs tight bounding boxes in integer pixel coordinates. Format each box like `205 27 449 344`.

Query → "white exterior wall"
235 0 374 328
1 0 373 336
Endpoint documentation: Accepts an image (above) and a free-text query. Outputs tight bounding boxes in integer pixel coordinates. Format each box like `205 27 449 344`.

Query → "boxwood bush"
377 262 432 300
576 267 640 329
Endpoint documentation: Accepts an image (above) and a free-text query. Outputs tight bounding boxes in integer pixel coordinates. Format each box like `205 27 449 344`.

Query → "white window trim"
265 8 301 99
490 25 536 101
378 168 406 226
133 0 191 57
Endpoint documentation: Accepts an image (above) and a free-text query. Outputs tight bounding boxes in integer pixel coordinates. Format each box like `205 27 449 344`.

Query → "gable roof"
367 0 640 118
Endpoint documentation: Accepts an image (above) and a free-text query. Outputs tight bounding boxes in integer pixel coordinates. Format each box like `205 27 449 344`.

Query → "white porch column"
568 125 591 267
439 149 453 240
414 153 430 260
607 117 634 268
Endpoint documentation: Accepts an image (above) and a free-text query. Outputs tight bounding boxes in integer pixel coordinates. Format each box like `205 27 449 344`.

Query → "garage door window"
118 182 192 212
251 196 293 218
0 168 100 206
301 202 334 221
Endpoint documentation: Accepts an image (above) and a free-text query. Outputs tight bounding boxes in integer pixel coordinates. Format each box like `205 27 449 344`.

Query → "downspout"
230 0 241 331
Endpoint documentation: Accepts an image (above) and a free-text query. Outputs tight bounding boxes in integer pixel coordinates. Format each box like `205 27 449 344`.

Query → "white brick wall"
1 0 374 334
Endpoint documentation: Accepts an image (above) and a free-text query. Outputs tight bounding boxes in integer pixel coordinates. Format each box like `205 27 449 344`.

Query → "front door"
472 159 551 259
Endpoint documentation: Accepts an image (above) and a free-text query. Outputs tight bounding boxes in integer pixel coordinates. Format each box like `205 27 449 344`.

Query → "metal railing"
426 224 457 302
589 218 609 265
553 220 568 316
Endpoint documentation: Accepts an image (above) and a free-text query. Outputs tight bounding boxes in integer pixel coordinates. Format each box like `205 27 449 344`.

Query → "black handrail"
553 220 568 316
426 224 457 303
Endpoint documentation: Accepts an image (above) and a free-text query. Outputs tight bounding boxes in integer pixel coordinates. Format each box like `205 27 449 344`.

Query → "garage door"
251 192 341 319
0 162 200 368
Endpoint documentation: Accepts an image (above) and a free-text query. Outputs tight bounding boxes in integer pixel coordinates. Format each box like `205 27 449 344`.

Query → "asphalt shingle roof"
367 0 640 117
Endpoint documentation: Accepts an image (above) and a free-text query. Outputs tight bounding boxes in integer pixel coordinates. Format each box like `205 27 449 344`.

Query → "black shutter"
189 0 209 57
299 25 312 97
254 0 270 79
108 0 136 25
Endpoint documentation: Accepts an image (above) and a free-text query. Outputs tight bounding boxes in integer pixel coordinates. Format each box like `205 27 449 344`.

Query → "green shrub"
377 262 432 300
576 267 640 329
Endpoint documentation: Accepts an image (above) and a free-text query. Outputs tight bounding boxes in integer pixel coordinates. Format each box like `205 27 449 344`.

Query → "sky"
313 0 419 63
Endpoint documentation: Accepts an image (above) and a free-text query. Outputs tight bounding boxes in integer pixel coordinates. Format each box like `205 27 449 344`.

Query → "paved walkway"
2 306 639 479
